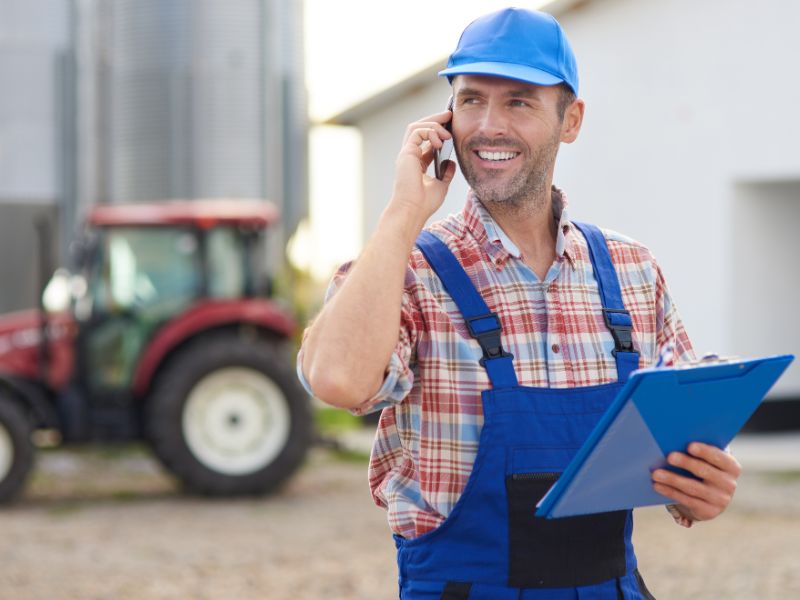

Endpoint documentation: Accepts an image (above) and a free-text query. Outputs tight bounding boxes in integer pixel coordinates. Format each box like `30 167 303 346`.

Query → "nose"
476 100 509 137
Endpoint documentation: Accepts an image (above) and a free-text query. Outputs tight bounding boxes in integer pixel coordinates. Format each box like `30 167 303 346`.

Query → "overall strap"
416 230 518 388
571 222 640 382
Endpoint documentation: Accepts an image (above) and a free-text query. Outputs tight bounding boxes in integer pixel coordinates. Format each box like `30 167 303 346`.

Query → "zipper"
511 471 560 481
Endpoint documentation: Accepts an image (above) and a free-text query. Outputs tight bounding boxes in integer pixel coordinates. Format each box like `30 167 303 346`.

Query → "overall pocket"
506 472 628 588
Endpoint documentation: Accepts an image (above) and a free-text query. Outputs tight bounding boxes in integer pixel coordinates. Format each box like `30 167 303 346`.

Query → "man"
299 8 741 599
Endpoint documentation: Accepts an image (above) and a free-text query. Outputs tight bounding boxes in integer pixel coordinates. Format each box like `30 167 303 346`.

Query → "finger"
422 156 457 182
438 159 456 184
409 111 453 128
652 468 733 508
652 481 721 521
404 121 452 146
403 127 446 154
666 452 738 494
418 141 435 169
687 442 742 477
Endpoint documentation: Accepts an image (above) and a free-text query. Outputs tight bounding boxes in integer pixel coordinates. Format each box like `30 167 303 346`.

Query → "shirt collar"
460 187 576 269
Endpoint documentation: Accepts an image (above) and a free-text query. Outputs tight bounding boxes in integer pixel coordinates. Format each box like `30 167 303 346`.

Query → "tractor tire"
146 333 312 496
0 395 34 504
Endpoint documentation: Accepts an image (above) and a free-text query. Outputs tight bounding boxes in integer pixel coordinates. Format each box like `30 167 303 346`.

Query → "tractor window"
85 226 200 391
206 227 246 298
93 227 200 316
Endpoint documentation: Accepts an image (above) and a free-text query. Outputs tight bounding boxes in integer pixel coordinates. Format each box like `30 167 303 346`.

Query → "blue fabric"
416 231 494 323
615 351 640 384
572 221 640 382
570 222 623 314
481 355 518 388
439 8 580 95
416 230 519 389
405 226 645 599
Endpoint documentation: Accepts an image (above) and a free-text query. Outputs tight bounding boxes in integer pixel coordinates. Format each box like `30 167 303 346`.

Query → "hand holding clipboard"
536 354 794 519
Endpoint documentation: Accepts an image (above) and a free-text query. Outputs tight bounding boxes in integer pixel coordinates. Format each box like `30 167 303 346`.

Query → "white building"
326 0 800 399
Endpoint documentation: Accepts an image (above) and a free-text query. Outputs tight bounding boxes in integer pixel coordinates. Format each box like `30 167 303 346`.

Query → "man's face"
451 75 568 209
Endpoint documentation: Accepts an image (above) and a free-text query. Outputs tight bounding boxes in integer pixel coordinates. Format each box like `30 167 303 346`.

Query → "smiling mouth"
476 150 520 162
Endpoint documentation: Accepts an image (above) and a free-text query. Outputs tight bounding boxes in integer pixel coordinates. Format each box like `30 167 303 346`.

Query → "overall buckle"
465 312 512 362
603 308 634 353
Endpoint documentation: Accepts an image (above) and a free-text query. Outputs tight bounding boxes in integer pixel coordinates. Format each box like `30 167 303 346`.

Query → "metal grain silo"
75 0 307 242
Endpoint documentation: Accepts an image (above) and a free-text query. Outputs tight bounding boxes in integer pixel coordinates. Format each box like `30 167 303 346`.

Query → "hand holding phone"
433 96 454 180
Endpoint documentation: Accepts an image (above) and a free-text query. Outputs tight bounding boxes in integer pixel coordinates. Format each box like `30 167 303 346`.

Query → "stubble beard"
456 131 561 218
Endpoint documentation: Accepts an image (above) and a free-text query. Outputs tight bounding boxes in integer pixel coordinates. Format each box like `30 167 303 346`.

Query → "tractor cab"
67 202 275 430
0 200 311 503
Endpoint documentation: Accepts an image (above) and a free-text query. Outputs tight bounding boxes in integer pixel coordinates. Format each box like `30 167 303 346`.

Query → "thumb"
438 160 457 185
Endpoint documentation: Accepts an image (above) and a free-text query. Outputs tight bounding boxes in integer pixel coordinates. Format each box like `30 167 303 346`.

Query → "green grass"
311 407 372 464
328 446 370 464
763 471 800 483
89 443 151 461
46 503 84 517
314 406 362 434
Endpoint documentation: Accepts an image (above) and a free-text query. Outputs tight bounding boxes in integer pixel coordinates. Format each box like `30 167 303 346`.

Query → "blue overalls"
395 223 654 599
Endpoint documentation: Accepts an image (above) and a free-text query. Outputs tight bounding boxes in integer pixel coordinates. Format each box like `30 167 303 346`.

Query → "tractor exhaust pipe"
35 216 53 381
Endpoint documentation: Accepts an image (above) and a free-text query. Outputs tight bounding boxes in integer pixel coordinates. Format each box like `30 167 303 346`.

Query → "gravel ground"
0 442 798 600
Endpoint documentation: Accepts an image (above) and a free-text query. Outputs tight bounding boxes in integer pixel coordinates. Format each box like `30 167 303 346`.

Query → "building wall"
0 203 57 313
730 181 800 396
350 0 800 395
0 0 70 312
553 0 800 395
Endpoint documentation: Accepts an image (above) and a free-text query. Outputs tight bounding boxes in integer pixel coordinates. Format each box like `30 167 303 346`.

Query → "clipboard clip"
678 352 740 368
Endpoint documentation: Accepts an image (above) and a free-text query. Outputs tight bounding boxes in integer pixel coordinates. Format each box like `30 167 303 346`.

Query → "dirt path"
0 445 798 599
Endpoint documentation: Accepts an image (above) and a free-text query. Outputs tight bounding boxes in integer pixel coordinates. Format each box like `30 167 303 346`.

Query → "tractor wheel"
0 395 34 504
146 333 312 496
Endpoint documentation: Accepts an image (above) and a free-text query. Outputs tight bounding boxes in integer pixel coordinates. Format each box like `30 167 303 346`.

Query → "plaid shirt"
300 189 694 539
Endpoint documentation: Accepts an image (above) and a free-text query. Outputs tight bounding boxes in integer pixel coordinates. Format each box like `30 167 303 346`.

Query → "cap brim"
438 61 564 88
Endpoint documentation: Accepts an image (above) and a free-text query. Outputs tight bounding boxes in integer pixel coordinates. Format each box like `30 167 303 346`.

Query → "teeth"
477 150 518 161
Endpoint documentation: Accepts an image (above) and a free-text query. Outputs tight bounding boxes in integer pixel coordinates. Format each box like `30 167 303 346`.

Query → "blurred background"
0 0 798 598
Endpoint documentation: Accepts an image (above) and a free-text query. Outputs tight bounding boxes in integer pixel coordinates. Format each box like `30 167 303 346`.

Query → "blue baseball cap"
439 8 579 95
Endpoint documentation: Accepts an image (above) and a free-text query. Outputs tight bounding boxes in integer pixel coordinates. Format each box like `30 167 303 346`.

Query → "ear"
560 98 585 144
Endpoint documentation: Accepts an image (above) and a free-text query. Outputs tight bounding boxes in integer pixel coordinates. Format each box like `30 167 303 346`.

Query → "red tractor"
0 200 312 502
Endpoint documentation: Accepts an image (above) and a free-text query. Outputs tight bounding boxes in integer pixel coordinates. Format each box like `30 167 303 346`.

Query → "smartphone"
433 96 454 180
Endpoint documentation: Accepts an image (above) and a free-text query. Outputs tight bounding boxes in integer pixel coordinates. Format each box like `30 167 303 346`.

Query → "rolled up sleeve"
296 262 420 415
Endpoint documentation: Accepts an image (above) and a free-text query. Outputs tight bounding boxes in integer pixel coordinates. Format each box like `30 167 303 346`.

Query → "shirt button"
551 343 560 353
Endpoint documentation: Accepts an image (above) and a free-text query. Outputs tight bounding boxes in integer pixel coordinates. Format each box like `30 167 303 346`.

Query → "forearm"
301 205 425 408
302 107 454 408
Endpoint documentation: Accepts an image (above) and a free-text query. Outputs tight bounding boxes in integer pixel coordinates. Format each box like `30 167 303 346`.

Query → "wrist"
377 201 429 248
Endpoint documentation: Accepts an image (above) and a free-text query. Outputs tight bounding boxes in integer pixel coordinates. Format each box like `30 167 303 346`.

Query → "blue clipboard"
535 354 794 519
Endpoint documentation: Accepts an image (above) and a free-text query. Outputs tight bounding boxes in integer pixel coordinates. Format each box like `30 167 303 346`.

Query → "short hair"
556 83 577 121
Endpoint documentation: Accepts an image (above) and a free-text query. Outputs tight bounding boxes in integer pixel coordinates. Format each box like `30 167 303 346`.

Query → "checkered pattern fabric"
301 189 694 539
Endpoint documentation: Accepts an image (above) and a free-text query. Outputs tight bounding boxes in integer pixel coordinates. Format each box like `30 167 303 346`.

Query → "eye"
510 99 530 108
